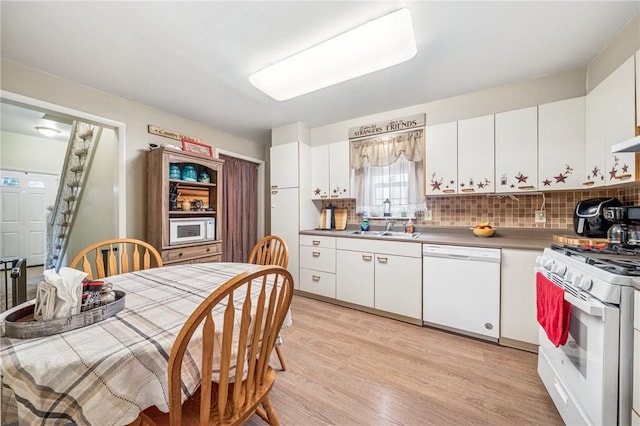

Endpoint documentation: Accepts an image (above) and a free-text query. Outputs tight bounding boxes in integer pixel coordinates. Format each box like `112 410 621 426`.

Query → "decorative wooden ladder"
46 122 102 271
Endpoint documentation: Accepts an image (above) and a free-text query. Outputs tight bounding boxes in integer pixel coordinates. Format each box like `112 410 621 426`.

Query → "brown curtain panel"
219 154 259 262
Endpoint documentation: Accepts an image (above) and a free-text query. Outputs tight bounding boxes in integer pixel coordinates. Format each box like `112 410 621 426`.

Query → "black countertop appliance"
574 197 622 237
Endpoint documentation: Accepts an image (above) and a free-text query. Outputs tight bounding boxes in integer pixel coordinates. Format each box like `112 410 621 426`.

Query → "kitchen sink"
347 230 421 239
348 230 379 235
378 231 422 239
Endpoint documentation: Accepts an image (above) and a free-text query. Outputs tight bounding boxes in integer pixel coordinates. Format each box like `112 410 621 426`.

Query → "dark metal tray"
2 290 125 339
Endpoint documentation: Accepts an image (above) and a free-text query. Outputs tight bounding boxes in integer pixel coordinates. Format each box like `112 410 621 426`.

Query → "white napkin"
43 267 88 318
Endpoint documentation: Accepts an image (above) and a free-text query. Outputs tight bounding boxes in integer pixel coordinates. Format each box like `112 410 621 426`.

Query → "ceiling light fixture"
249 8 417 101
35 126 61 137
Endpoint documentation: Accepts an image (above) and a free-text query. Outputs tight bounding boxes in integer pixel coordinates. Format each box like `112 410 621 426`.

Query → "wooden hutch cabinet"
146 147 223 265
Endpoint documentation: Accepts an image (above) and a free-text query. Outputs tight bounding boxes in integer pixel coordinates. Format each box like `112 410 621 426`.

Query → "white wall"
1 59 266 244
587 14 639 91
0 130 67 174
66 128 117 262
311 67 586 145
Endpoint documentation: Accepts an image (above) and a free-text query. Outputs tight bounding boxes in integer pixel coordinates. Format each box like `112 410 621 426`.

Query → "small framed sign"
181 139 213 157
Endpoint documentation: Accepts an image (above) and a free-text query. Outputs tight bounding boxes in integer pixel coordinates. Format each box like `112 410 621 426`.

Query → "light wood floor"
249 295 563 426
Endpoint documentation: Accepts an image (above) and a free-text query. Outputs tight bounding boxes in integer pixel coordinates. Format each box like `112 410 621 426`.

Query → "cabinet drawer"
300 268 336 298
162 243 221 263
300 246 335 273
300 235 336 248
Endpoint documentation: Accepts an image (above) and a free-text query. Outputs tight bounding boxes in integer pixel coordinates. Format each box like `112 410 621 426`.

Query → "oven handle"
564 292 604 318
535 268 606 318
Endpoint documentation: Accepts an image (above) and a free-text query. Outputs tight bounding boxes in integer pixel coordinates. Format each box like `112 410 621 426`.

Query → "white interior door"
1 170 58 265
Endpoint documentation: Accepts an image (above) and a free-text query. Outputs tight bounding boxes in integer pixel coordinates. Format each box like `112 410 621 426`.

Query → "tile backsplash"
322 185 640 229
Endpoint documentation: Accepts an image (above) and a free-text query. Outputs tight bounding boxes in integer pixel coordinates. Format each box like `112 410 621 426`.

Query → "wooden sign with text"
348 113 426 140
148 125 202 144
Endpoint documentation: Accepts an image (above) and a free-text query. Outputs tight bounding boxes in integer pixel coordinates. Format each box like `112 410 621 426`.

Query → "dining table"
0 262 292 426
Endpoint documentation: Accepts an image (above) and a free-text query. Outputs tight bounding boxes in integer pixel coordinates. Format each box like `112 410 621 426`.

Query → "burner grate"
550 244 640 276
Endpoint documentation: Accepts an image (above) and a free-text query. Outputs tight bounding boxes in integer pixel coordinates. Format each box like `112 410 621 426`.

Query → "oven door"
537 273 620 426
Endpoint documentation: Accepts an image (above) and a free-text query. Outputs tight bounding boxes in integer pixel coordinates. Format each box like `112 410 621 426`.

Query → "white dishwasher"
422 244 501 341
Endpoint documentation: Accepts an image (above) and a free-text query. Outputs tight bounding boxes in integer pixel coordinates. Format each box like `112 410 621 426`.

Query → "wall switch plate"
535 210 546 223
424 209 433 221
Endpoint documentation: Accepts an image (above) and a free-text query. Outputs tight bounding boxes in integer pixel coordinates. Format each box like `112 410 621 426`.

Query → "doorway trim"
0 90 127 238
214 148 265 237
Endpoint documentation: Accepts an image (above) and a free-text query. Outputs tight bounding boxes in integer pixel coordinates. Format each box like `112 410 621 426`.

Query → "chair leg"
261 397 281 426
275 346 287 371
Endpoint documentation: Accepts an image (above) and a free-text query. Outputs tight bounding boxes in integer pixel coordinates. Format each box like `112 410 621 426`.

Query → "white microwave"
169 217 215 245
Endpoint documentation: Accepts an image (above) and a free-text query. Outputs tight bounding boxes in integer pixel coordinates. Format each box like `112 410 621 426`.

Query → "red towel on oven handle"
536 272 571 347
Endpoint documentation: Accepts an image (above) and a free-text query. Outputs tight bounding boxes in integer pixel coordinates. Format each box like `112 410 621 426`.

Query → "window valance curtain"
350 129 424 169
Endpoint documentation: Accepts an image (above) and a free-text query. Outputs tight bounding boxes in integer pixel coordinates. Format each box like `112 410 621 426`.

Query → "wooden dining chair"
138 265 294 426
248 235 289 270
68 238 163 280
248 235 289 370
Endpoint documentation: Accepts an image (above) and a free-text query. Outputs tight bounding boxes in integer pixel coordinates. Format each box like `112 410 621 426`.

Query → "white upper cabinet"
310 140 350 200
604 56 636 184
425 121 458 195
538 97 586 191
329 140 350 199
457 114 495 194
585 56 636 187
270 142 299 189
585 82 607 187
310 144 330 199
637 50 640 128
495 107 538 193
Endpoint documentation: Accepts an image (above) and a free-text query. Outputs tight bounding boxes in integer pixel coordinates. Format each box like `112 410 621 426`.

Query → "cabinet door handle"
377 256 388 263
362 255 372 261
518 185 534 190
312 240 321 245
312 251 321 257
443 189 455 193
312 275 321 281
614 174 632 180
330 194 339 198
271 185 278 189
460 188 475 192
271 190 278 195
582 180 595 186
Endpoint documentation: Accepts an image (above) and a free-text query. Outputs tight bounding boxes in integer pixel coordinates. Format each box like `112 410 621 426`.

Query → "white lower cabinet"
336 249 374 306
336 238 422 321
299 235 336 298
374 253 422 319
500 248 541 348
634 290 640 422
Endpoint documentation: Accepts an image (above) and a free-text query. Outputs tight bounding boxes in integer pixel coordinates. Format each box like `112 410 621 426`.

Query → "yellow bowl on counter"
472 227 495 237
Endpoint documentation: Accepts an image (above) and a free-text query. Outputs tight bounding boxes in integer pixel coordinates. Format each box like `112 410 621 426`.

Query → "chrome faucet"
385 220 395 232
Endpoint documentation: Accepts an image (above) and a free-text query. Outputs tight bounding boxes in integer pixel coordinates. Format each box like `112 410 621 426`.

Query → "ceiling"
1 1 638 145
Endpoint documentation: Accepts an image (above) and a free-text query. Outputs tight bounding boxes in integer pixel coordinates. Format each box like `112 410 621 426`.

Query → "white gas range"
536 244 637 426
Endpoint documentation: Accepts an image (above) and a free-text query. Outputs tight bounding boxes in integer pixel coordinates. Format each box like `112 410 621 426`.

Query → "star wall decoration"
515 172 528 183
313 188 322 196
622 164 629 173
542 164 573 187
333 187 347 195
609 167 618 179
430 173 443 191
592 166 600 177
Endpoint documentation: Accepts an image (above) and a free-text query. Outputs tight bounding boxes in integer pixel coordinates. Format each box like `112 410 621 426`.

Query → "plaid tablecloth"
0 262 291 426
